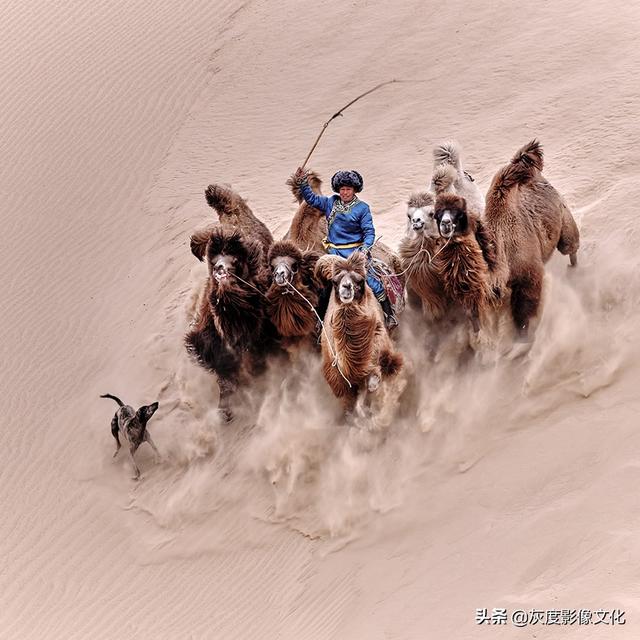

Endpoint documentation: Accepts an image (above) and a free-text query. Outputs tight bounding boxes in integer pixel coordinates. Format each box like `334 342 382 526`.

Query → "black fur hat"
331 170 364 193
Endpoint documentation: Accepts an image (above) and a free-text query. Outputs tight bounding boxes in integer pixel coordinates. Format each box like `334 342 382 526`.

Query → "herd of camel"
185 140 580 423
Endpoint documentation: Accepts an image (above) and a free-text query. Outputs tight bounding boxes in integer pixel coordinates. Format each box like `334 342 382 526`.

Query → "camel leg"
557 208 580 267
510 271 542 342
342 392 358 419
367 373 381 393
466 306 481 334
217 377 236 423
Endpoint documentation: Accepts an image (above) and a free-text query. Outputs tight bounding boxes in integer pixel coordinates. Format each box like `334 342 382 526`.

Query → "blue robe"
299 182 385 299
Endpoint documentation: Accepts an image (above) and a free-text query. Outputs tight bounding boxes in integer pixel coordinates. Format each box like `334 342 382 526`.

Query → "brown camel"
185 226 278 422
432 193 498 332
266 240 323 353
484 140 580 339
315 252 403 415
399 191 448 320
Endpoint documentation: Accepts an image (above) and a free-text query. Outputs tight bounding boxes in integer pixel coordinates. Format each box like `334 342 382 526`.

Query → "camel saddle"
371 257 405 317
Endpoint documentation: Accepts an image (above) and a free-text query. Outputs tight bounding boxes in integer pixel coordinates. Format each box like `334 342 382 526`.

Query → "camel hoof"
367 374 381 393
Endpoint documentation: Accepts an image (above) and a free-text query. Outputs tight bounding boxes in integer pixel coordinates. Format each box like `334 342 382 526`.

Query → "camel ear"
315 254 338 283
190 228 212 261
301 250 322 289
301 250 320 273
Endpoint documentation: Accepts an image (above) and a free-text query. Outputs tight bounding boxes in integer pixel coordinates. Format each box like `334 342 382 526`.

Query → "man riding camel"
294 166 397 328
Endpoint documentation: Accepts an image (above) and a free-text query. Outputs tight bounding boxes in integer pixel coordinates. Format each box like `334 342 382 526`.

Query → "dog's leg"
111 415 121 458
128 444 140 480
144 431 160 461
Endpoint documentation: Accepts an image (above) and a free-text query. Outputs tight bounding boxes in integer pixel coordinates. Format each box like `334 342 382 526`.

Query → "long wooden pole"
300 79 399 169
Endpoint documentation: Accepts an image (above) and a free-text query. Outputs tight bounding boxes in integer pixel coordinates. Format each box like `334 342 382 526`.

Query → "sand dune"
2 0 640 638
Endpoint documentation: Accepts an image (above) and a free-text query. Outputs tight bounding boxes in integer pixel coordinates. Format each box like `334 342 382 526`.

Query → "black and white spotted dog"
101 393 160 479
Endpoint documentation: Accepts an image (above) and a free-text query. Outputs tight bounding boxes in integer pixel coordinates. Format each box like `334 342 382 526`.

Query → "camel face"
210 253 237 283
435 195 469 238
333 269 365 304
407 204 438 237
270 255 298 287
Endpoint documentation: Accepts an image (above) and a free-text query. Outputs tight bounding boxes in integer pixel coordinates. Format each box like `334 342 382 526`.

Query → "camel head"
191 226 263 289
406 192 438 237
268 241 303 287
316 251 367 305
434 193 470 239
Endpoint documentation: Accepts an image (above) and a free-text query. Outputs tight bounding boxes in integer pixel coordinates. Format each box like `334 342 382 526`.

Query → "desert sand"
2 0 640 638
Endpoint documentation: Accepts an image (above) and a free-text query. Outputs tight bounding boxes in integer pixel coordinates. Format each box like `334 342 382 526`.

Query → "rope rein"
373 232 454 281
229 273 269 300
228 272 351 387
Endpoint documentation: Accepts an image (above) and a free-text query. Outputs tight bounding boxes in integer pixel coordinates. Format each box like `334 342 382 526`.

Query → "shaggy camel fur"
484 140 580 338
400 191 446 318
185 226 278 422
266 240 323 352
399 192 497 330
204 183 273 253
283 170 327 252
430 141 485 215
432 193 497 331
315 252 403 413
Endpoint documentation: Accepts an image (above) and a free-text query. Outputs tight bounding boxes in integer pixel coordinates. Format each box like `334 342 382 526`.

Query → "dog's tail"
100 393 124 407
488 140 544 201
430 163 457 194
433 140 462 171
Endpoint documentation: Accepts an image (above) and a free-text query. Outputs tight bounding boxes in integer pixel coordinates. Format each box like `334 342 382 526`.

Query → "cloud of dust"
116 182 640 548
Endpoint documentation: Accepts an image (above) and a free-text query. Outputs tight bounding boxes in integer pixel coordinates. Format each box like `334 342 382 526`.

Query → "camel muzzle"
339 281 355 303
438 211 454 238
214 261 230 281
273 263 291 286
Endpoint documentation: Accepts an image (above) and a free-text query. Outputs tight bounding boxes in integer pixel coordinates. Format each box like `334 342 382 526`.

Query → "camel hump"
431 164 457 194
433 140 462 171
204 183 235 211
490 140 544 197
511 139 544 172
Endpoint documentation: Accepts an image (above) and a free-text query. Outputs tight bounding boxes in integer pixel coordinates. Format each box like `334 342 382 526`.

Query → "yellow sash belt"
322 238 364 251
